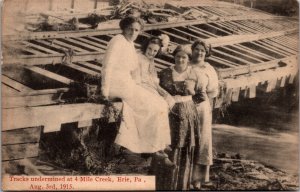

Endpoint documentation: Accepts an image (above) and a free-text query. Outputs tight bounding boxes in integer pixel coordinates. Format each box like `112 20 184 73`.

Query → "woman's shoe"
192 181 201 190
202 181 213 188
154 151 175 168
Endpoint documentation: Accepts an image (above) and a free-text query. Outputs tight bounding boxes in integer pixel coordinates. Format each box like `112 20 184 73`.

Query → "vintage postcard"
1 0 299 191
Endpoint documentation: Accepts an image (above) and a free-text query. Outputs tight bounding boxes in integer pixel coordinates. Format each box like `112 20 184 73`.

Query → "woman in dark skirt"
150 45 206 190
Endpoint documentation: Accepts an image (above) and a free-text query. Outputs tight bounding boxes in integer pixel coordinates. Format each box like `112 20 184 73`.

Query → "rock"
246 171 270 181
222 162 232 171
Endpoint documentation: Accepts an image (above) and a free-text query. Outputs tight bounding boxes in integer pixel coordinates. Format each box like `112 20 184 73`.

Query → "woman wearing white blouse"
101 17 172 161
190 40 219 189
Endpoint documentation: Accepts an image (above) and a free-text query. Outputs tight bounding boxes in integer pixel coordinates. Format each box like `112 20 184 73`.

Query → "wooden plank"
2 143 39 161
61 38 105 53
2 84 20 95
213 22 237 33
269 37 298 51
198 6 222 16
4 51 103 66
2 103 123 132
249 42 286 58
261 39 297 54
193 7 214 17
254 41 290 56
47 39 90 53
264 38 298 52
76 37 107 50
76 61 102 72
229 45 266 62
86 36 109 47
184 26 213 38
2 94 59 108
230 21 257 33
188 25 218 37
35 39 72 52
221 21 251 34
273 36 298 48
218 55 297 79
239 20 269 33
209 56 238 68
26 66 73 85
2 127 42 145
271 37 298 50
212 48 253 65
21 41 59 54
2 75 33 92
203 6 226 16
234 44 276 60
220 46 262 63
171 27 210 40
159 29 190 42
206 29 298 47
3 14 276 41
23 46 48 55
205 23 231 35
64 63 100 76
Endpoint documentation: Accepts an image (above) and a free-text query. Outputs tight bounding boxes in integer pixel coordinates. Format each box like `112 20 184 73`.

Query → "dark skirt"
150 101 201 190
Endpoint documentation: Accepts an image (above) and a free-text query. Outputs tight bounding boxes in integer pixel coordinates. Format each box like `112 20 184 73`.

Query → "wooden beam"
205 23 231 35
21 41 59 54
188 25 218 37
2 126 42 145
2 143 39 161
47 39 89 53
212 48 254 65
64 63 100 76
203 6 225 16
2 93 60 108
267 38 298 52
172 27 209 40
2 103 122 132
75 37 107 50
209 56 238 68
218 55 297 79
26 66 73 85
4 51 103 66
2 14 277 41
253 41 290 56
229 45 267 62
159 29 190 42
61 38 105 53
261 39 297 54
2 75 33 93
220 46 263 63
234 44 276 60
2 84 20 96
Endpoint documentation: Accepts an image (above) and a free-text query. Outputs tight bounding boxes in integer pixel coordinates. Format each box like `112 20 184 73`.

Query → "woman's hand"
165 94 176 110
173 95 192 103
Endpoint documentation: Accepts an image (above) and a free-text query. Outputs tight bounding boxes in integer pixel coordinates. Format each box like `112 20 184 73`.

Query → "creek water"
213 124 298 174
212 96 299 174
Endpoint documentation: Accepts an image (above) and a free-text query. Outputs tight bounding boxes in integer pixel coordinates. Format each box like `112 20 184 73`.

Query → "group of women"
101 16 219 190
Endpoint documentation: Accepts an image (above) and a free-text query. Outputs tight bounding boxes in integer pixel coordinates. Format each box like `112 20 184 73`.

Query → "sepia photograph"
1 0 299 190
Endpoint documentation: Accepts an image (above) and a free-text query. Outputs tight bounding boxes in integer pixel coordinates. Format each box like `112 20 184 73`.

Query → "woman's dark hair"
119 16 144 31
141 37 163 56
191 40 212 57
172 45 192 60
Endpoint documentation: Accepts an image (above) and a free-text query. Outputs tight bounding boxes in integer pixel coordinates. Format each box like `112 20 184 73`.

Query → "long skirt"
150 101 201 190
195 99 213 165
113 81 171 153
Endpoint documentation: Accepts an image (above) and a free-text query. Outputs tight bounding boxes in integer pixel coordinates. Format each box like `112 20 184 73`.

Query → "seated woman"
151 45 206 190
101 16 172 164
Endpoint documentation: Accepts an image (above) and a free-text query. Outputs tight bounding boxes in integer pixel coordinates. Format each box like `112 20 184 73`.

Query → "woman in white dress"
190 40 219 189
101 17 172 161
